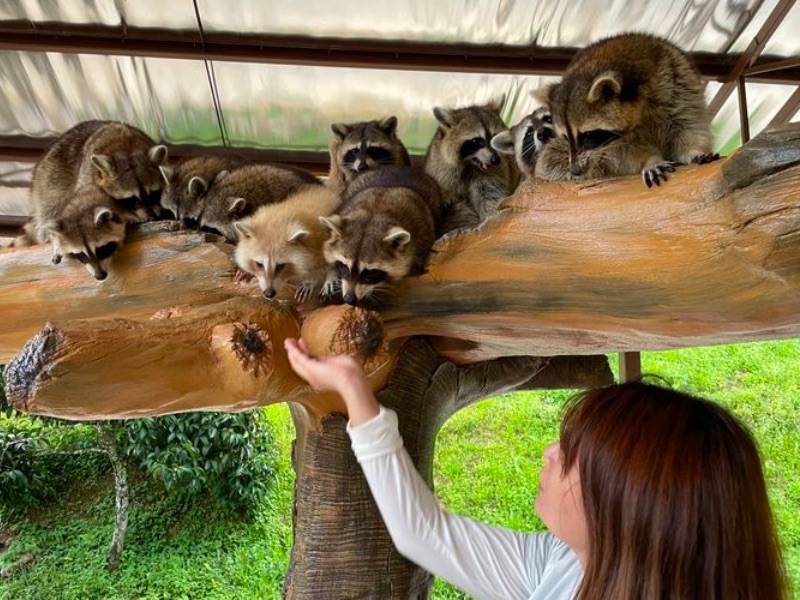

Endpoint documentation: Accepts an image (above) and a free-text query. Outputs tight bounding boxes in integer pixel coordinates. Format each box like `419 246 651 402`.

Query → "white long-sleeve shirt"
348 405 583 600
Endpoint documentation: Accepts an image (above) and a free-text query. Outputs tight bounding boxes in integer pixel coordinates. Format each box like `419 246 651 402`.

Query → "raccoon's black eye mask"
344 148 359 163
67 252 90 264
95 242 120 260
578 130 622 151
365 146 393 163
334 261 350 278
359 269 387 285
459 137 487 159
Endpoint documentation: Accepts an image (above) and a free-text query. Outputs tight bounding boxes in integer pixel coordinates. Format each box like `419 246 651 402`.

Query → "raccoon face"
331 117 409 183
547 73 639 177
491 108 554 175
91 145 168 221
432 99 508 172
200 195 247 242
159 168 230 227
320 214 413 306
45 205 127 281
234 222 314 299
534 135 618 181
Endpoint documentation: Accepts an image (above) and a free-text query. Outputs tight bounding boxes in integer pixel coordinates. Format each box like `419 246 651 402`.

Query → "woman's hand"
284 337 380 426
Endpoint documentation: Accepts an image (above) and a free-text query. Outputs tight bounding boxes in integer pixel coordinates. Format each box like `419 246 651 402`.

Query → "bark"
284 338 613 598
93 423 128 572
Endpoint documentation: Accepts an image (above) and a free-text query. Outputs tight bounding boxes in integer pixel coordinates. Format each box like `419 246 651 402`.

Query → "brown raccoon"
319 166 445 307
158 155 252 222
181 163 322 242
424 98 520 229
28 185 132 280
326 117 411 195
490 107 554 179
233 186 341 302
536 33 716 187
38 120 168 221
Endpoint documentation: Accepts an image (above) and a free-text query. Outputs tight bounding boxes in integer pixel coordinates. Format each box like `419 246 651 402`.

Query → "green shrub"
121 411 277 513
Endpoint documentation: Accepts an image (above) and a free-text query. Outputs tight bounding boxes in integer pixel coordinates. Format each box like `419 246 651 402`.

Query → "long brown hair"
560 381 789 600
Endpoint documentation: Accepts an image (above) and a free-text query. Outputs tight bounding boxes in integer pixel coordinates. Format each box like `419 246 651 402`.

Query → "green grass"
1 341 798 599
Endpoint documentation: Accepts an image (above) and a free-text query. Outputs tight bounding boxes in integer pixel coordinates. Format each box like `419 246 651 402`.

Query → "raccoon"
233 186 341 302
424 98 520 229
536 33 716 188
41 120 168 221
180 163 322 242
319 166 445 307
158 155 251 222
28 185 133 280
327 117 411 195
490 107 554 179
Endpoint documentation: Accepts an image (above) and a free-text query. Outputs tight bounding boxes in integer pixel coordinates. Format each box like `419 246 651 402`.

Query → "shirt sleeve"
348 405 562 600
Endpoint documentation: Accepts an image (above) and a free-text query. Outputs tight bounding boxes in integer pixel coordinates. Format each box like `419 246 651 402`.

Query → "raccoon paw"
642 162 676 188
52 253 62 265
320 279 341 300
295 285 314 304
234 268 254 284
691 153 720 165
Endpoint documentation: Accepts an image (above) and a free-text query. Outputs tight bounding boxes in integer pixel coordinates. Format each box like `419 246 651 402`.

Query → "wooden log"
2 125 798 367
3 302 395 420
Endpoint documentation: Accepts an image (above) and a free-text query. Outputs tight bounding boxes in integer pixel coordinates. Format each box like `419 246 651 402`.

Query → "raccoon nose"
183 217 199 229
343 292 358 306
355 161 369 172
570 162 585 177
263 288 277 299
95 270 108 281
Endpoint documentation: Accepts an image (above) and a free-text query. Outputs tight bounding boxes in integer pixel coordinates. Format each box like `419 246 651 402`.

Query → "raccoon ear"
94 207 114 227
148 145 168 165
91 154 115 177
188 176 208 198
159 165 174 185
331 123 350 140
227 197 246 215
490 131 515 155
319 215 343 238
233 220 254 240
433 107 454 129
378 116 398 136
288 228 310 244
588 72 623 103
214 170 230 183
487 94 506 114
383 226 411 250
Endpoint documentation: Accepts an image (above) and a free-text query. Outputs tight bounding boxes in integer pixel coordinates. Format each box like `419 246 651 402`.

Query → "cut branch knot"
230 322 272 377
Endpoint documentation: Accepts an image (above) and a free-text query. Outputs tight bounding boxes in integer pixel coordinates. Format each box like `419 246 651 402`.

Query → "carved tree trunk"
285 339 611 598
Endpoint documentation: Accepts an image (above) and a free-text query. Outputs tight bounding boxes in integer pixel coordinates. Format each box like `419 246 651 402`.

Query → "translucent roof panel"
213 60 556 154
727 0 800 56
0 0 198 30
0 52 221 145
197 0 762 52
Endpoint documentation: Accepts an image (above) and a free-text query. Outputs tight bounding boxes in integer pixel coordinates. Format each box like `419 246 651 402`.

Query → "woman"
284 338 789 600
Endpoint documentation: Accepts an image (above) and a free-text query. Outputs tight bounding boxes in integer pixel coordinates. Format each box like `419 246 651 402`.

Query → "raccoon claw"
234 268 254 284
320 279 341 300
294 285 313 304
52 253 62 265
691 153 720 165
642 162 676 188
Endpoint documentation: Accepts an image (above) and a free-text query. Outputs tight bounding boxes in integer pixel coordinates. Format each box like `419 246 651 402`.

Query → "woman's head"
545 381 788 600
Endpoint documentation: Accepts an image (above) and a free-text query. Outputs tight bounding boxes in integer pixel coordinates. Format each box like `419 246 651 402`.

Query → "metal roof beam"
1 21 799 83
707 0 797 118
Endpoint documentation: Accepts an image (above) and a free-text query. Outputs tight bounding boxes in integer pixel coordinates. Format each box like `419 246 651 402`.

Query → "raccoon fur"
158 155 252 222
326 116 411 195
27 184 133 280
233 186 341 302
35 120 168 222
424 98 520 230
180 163 321 242
536 32 716 188
490 107 554 179
319 166 445 307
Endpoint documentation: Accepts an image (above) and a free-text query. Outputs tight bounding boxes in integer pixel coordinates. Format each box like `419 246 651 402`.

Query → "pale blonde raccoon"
233 186 340 302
